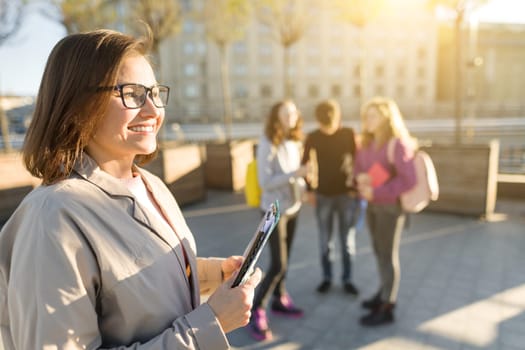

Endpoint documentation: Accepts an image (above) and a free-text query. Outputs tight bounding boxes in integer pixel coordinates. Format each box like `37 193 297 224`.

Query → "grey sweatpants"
366 203 406 303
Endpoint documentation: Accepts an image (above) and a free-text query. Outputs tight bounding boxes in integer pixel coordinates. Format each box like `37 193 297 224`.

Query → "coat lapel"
73 155 193 296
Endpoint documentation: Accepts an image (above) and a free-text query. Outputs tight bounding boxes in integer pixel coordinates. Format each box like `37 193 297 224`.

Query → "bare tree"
0 0 27 152
120 0 183 140
427 0 487 144
331 0 386 108
254 0 319 98
0 0 26 45
124 0 183 68
195 0 252 140
40 0 120 34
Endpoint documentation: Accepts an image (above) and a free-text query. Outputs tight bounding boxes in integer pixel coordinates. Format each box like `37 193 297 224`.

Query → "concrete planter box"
204 139 255 191
0 144 207 223
425 140 499 218
144 142 206 206
0 152 40 222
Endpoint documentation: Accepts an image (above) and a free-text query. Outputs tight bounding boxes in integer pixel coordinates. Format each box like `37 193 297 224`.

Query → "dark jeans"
252 211 299 309
315 193 359 283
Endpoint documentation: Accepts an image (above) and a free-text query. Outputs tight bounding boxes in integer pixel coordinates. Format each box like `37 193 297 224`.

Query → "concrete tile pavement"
183 190 525 350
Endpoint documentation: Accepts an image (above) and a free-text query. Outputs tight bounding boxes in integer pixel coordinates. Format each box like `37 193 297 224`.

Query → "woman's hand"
294 165 308 178
306 191 316 207
356 173 373 201
207 268 262 333
221 256 243 281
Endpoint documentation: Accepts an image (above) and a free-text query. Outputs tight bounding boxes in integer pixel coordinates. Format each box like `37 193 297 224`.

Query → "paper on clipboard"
231 200 280 287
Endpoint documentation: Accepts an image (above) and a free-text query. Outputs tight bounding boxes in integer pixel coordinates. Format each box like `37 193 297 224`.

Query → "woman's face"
86 55 164 164
278 101 299 132
364 106 384 134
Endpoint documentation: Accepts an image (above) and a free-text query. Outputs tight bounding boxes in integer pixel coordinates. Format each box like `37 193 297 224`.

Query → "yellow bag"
244 160 261 207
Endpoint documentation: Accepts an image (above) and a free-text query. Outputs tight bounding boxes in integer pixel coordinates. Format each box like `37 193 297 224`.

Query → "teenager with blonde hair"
354 96 417 326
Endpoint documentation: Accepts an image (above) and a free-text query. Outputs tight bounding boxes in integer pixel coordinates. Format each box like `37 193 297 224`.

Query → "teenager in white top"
248 100 308 341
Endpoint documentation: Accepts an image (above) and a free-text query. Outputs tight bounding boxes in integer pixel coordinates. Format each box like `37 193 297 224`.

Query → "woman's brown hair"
23 29 155 185
264 100 304 146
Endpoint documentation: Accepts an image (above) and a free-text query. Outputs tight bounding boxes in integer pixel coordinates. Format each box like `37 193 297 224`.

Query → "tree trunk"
0 100 12 153
283 45 291 98
219 44 233 140
454 9 464 145
358 30 367 110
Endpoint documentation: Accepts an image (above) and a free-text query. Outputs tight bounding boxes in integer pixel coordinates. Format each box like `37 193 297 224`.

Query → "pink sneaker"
248 308 273 341
271 293 304 318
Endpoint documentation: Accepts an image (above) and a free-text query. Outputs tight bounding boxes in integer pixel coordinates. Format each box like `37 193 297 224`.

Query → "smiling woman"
0 29 262 350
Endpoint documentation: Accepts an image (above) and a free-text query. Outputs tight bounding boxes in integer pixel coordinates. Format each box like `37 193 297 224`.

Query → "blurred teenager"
354 96 417 327
248 100 308 341
301 99 360 296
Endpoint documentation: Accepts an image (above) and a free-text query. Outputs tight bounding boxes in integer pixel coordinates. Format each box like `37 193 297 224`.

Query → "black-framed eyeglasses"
99 83 170 109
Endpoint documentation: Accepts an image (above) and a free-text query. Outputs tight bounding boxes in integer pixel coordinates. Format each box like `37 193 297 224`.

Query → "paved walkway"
183 190 525 350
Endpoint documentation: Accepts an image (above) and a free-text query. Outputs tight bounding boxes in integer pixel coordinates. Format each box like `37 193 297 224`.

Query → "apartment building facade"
159 1 438 125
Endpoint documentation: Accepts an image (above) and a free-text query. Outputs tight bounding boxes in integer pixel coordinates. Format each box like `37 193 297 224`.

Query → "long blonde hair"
359 96 416 149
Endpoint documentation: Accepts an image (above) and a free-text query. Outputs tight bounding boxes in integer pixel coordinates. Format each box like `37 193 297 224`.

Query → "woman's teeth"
129 125 154 132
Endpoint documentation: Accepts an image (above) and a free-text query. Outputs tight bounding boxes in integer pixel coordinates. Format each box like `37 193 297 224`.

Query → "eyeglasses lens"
121 84 169 108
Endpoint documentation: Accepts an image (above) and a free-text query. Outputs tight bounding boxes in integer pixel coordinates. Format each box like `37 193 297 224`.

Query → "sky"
0 0 524 97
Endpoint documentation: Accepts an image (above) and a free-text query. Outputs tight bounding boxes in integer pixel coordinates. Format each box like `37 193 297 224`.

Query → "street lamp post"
454 7 465 145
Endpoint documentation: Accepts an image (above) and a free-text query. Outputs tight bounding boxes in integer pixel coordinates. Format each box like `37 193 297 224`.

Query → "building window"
375 85 385 96
197 42 207 55
183 63 198 76
353 85 361 98
308 85 319 98
260 65 272 76
233 41 247 54
397 65 406 78
260 85 272 98
185 84 199 98
234 85 249 98
233 64 247 76
307 66 319 77
332 84 342 97
396 85 405 97
288 84 295 98
182 20 195 34
417 66 426 78
183 43 195 55
259 43 272 56
354 65 361 79
417 47 427 60
186 104 200 117
330 66 342 77
180 0 193 11
375 64 384 78
416 85 426 98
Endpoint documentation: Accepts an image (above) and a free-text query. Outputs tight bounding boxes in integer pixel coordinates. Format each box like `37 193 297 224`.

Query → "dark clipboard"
231 200 280 288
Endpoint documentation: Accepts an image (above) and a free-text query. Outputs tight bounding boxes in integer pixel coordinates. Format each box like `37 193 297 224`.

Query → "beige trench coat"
0 154 229 349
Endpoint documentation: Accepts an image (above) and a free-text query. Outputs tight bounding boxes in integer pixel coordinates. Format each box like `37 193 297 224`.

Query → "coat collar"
72 154 199 305
72 154 188 269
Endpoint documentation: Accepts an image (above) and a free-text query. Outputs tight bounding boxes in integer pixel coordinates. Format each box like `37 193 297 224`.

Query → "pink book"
368 162 390 188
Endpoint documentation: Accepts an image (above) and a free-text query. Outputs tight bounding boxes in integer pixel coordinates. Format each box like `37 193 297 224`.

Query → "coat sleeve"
197 257 224 295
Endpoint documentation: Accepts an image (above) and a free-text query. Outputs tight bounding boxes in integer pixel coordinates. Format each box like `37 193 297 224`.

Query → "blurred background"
0 0 524 175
